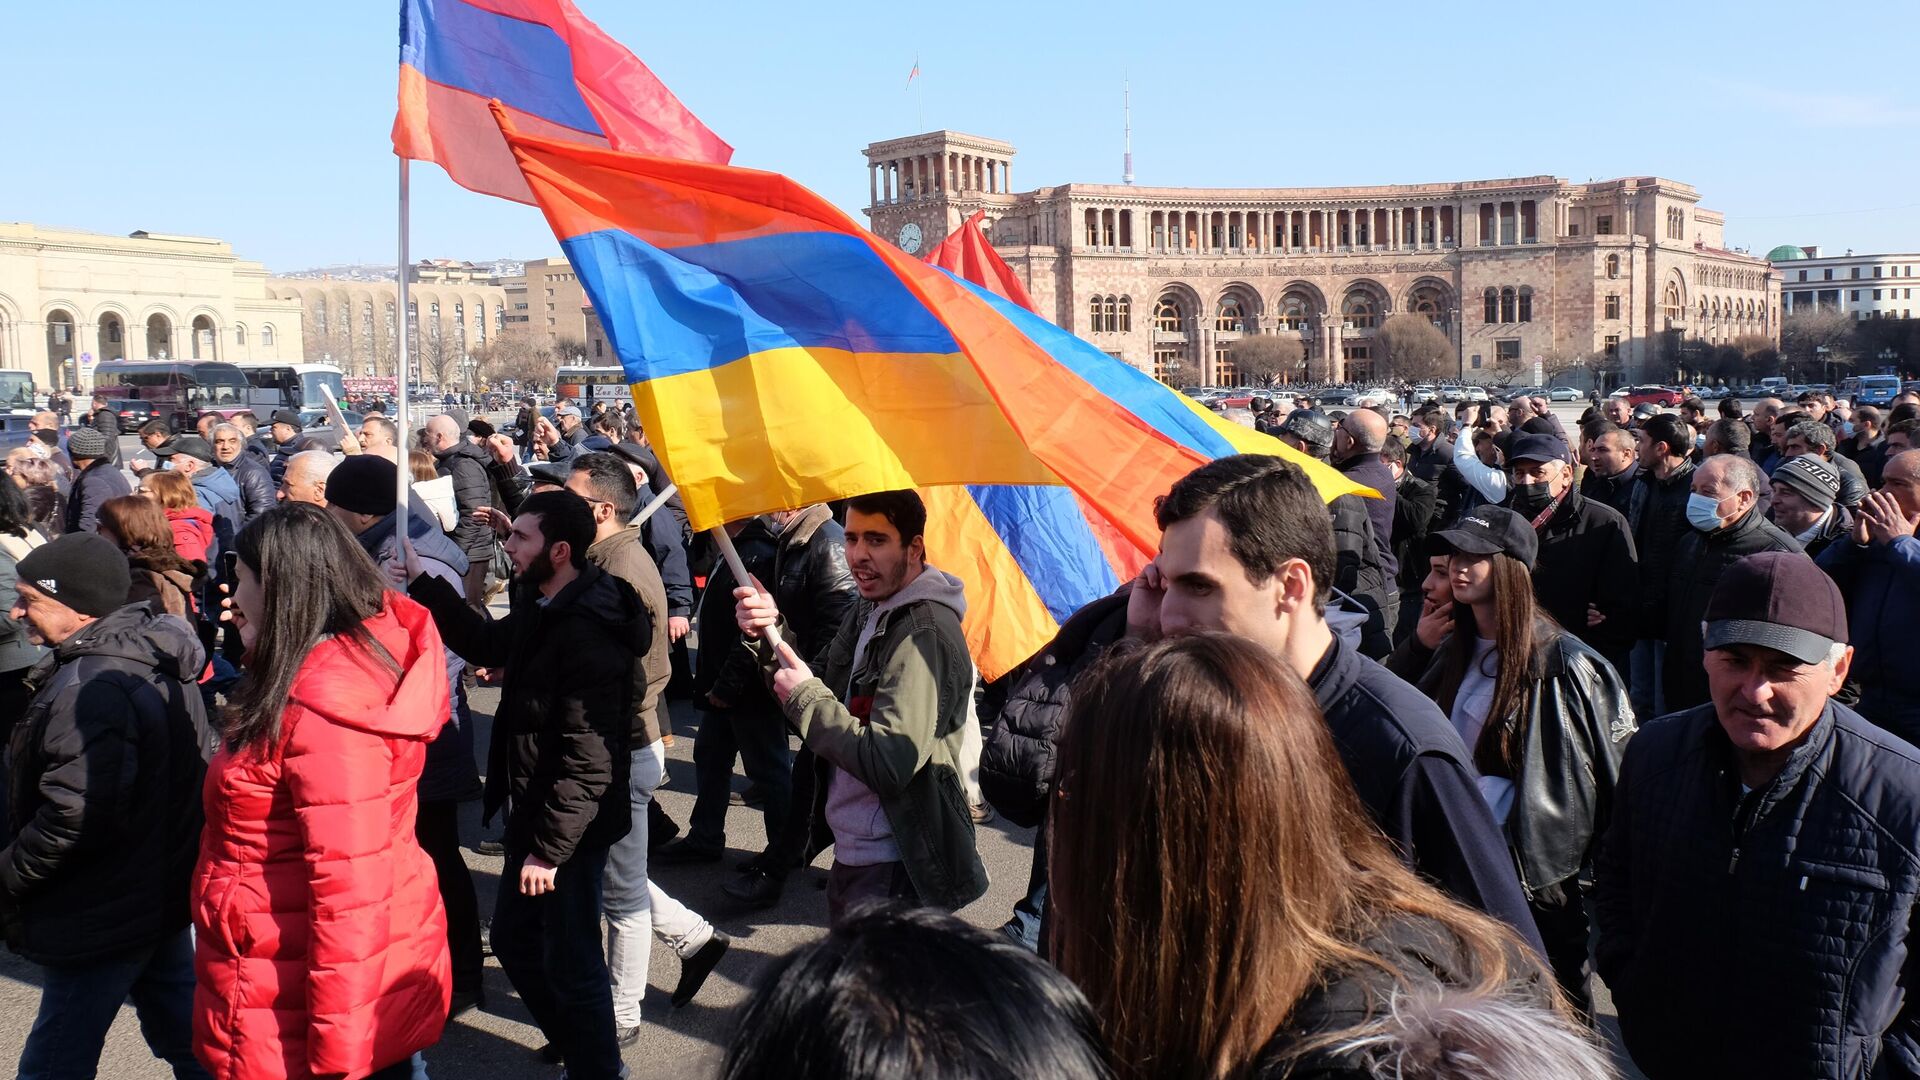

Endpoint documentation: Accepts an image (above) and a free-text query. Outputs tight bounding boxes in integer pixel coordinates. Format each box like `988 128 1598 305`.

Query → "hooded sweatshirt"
825 565 969 867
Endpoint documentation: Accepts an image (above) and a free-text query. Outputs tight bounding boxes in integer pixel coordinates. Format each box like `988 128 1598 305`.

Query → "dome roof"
1767 244 1808 262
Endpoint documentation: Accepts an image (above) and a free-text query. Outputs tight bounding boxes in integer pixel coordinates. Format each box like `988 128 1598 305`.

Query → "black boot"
672 932 731 1007
722 868 783 910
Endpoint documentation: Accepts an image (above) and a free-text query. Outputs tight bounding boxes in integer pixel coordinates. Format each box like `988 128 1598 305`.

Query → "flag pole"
709 523 794 668
395 158 413 524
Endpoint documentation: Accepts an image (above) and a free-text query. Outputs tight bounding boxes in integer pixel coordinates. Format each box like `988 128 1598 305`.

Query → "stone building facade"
265 274 509 385
864 132 1781 386
0 223 305 392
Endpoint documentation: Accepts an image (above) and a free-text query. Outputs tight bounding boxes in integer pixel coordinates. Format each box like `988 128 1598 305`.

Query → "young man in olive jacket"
734 490 986 925
403 490 638 1080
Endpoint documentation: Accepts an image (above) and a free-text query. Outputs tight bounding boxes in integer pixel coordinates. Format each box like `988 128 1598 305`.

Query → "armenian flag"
488 108 1369 676
392 0 730 203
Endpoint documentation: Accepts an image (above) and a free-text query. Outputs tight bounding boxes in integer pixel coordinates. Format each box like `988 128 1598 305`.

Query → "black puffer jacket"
1579 460 1640 522
1340 455 1400 580
1388 619 1636 892
222 452 276 524
434 439 498 558
66 457 132 534
979 592 1130 828
1596 701 1920 1079
1391 473 1437 596
1630 460 1696 636
409 564 640 865
697 517 779 706
0 604 209 965
1658 507 1801 711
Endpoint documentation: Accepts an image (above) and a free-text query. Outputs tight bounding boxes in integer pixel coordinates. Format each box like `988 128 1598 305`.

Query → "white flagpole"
394 158 414 522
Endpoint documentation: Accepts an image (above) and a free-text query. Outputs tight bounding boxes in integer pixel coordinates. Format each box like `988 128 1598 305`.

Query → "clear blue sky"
4 0 1915 271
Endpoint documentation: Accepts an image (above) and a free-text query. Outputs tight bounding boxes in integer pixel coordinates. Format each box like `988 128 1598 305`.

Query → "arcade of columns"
869 150 1012 203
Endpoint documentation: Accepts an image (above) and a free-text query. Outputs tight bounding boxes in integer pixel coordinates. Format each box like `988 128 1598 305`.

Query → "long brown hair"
1049 634 1537 1080
1433 553 1555 777
98 495 200 579
141 468 198 512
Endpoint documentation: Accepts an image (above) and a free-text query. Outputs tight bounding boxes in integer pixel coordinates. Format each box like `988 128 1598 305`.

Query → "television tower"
1122 78 1134 185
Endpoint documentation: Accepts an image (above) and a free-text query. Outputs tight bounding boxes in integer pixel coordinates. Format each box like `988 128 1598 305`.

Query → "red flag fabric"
393 0 732 203
922 210 1037 312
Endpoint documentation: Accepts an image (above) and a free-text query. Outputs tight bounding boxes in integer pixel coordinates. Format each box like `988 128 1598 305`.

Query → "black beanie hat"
16 533 132 618
327 454 400 517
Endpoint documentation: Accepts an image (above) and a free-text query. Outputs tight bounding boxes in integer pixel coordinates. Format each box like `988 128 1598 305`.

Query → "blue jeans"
1001 818 1049 953
18 926 209 1080
490 845 621 1080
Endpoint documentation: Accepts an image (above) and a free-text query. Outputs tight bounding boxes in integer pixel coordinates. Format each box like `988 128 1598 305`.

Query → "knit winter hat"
16 533 131 618
1772 456 1840 512
327 454 399 517
66 426 109 462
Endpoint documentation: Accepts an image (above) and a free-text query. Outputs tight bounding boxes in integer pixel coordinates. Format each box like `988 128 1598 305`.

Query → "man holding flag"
734 491 987 925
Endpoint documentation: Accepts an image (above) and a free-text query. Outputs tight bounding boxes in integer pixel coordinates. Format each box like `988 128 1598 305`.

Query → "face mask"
1841 422 1856 438
1694 434 1706 450
1512 481 1554 514
31 429 58 447
1686 491 1726 533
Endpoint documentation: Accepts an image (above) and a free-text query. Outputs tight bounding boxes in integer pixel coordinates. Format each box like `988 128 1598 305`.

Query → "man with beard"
401 490 641 1078
733 490 986 925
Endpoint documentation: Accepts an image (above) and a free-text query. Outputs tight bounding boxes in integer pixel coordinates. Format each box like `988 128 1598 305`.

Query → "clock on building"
896 222 924 254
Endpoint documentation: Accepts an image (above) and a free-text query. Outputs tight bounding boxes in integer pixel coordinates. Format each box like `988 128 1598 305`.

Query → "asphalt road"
0 413 1646 1078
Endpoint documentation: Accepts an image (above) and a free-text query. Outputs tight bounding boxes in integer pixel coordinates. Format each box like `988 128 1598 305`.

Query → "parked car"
1316 388 1356 408
1615 385 1684 407
1547 386 1582 402
110 398 157 428
298 408 365 452
1352 387 1395 408
1464 385 1490 402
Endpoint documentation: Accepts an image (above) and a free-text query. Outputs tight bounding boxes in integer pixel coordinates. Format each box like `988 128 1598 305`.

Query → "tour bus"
555 365 630 406
236 362 347 420
0 369 35 414
90 360 251 431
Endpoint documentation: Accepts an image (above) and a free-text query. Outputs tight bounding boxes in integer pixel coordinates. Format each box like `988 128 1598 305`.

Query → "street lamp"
1816 344 1830 385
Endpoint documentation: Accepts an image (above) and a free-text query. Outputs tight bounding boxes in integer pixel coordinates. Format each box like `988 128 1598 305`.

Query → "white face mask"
1686 491 1727 532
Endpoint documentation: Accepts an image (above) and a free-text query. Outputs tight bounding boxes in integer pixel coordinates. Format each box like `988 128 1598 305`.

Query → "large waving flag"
925 210 1036 311
392 0 731 203
490 109 1367 675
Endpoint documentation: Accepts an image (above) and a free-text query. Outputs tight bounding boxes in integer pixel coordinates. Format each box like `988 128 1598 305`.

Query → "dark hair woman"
722 903 1112 1080
1050 632 1592 1080
192 503 452 1080
1384 506 1634 1016
97 495 201 618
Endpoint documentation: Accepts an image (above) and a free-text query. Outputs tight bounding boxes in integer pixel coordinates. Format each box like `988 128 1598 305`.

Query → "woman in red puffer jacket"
142 468 215 565
193 504 451 1080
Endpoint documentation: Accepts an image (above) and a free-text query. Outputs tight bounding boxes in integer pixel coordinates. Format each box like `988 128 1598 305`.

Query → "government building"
0 223 305 391
863 132 1781 386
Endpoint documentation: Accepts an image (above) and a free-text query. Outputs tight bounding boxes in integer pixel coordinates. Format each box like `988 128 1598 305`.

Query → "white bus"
555 365 630 405
236 363 346 420
0 369 35 414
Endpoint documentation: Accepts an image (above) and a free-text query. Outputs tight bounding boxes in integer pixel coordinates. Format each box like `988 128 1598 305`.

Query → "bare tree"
1374 314 1452 382
1731 332 1780 380
1228 334 1305 386
418 318 462 389
552 334 590 366
474 335 555 391
1782 308 1855 379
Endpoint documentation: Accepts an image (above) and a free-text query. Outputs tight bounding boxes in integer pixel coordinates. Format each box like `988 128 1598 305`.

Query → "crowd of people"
1 378 1919 1079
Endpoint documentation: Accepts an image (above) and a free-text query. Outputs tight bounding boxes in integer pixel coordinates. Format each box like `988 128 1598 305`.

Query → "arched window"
1155 299 1185 333
1104 296 1118 333
1342 292 1379 329
1279 293 1312 331
234 324 247 346
313 297 328 335
1499 287 1516 324
362 302 374 336
1216 297 1246 332
1484 287 1499 324
1516 287 1533 323
1663 283 1683 327
1605 254 1620 279
261 324 276 347
1117 296 1132 333
1090 296 1105 333
1409 285 1446 326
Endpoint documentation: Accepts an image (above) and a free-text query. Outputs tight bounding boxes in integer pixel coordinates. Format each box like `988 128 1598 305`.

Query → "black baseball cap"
1506 433 1571 466
1431 505 1539 569
153 434 216 465
1703 551 1848 665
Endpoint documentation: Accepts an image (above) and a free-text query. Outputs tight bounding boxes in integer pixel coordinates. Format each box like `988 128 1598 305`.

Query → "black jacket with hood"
409 564 641 865
0 604 209 964
433 439 499 558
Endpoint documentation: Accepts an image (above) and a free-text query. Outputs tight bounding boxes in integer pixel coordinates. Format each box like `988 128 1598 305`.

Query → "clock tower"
863 131 1017 254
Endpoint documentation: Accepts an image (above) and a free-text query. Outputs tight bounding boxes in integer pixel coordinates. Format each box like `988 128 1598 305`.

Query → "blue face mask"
1686 491 1726 533
1841 421 1856 438
1694 434 1706 450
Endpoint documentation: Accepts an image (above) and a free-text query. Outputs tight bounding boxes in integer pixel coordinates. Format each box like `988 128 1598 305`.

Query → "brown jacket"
127 562 197 619
586 525 669 746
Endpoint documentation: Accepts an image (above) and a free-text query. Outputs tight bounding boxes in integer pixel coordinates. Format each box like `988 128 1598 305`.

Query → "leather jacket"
768 504 857 663
1388 618 1636 893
